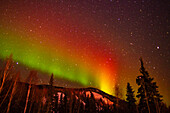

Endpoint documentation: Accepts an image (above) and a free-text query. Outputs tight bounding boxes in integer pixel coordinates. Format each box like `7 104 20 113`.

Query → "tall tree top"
139 58 149 78
49 73 54 86
126 82 136 103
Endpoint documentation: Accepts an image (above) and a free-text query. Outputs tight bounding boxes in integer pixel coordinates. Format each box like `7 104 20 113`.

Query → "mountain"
0 80 129 113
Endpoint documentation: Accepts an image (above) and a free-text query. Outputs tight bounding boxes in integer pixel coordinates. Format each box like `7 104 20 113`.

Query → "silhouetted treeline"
125 58 169 113
0 56 169 113
0 81 129 113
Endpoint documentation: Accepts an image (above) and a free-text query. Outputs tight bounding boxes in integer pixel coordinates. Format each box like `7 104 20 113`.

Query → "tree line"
0 55 169 113
126 58 169 113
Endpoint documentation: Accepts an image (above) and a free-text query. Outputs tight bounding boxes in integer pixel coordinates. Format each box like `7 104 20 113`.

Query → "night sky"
0 0 169 105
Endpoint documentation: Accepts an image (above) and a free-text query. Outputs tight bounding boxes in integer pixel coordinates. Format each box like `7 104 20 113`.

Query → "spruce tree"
126 82 136 112
49 73 54 86
63 93 67 112
48 73 54 113
136 58 162 113
58 93 64 113
53 93 58 112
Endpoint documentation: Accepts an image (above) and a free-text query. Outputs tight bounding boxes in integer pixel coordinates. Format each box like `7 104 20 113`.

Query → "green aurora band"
0 30 96 86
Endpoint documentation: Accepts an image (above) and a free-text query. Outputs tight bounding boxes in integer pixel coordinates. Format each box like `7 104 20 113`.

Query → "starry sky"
0 0 169 105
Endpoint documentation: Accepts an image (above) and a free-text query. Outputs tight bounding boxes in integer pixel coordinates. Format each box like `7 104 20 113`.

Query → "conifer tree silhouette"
136 58 162 113
126 82 136 113
46 73 54 113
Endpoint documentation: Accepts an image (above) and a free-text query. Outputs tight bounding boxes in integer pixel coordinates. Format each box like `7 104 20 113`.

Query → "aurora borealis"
0 27 117 94
0 0 169 105
0 0 118 94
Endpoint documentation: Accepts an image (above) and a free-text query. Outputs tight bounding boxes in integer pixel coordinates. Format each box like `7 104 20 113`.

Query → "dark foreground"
0 80 169 113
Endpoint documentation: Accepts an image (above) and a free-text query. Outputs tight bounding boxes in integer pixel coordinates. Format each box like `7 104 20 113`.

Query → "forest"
0 56 169 113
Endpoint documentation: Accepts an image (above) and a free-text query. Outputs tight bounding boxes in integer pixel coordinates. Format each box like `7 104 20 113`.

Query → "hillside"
0 80 128 113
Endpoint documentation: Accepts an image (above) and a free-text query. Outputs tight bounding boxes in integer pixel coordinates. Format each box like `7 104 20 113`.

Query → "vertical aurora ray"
0 28 118 94
0 0 118 94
